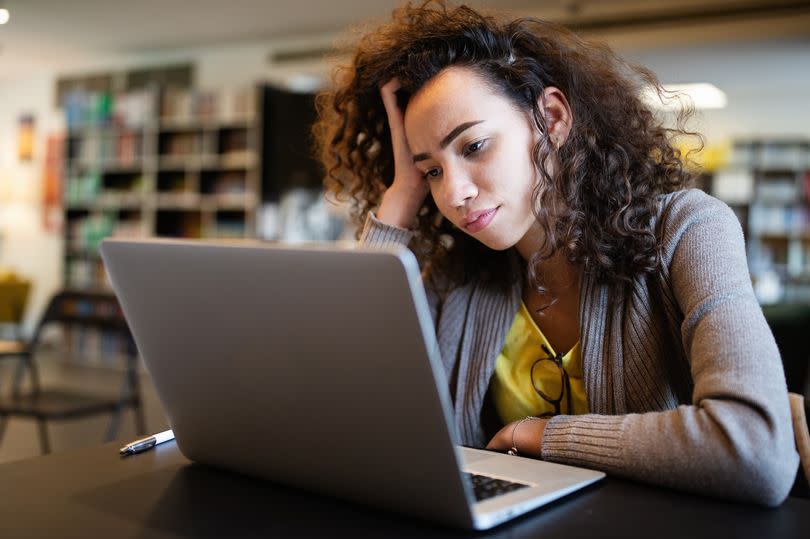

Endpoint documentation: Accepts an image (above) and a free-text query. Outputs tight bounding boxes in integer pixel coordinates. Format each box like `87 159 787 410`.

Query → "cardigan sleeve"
358 211 414 248
541 191 799 506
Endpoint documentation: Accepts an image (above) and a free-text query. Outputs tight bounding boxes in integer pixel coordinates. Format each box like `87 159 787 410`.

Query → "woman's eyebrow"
412 120 484 163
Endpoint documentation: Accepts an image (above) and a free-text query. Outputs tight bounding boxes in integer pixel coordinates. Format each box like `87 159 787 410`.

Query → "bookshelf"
708 139 810 304
62 85 262 289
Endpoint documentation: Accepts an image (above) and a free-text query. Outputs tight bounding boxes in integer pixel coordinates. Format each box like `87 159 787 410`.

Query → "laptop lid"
100 238 477 528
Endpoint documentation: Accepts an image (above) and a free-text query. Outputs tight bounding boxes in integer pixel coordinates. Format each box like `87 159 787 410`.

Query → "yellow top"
490 301 589 424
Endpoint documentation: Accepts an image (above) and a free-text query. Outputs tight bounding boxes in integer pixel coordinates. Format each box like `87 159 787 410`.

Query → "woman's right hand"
376 79 430 229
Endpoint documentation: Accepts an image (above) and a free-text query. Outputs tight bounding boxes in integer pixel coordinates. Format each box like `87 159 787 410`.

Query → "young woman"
313 1 798 505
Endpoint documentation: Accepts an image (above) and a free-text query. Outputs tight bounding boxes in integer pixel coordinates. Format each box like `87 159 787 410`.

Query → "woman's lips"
464 207 498 233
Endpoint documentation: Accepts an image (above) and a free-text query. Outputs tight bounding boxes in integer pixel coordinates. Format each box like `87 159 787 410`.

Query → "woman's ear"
539 87 573 148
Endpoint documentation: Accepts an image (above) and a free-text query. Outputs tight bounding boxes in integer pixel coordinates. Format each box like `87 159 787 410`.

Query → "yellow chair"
0 276 31 340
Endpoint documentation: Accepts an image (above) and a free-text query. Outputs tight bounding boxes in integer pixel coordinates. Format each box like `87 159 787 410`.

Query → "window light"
643 83 728 111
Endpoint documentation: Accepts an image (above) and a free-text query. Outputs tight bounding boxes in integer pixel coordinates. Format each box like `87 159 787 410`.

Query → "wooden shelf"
62 85 264 290
709 138 810 304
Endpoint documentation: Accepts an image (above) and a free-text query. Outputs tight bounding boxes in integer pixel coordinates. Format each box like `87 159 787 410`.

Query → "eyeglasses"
530 343 573 418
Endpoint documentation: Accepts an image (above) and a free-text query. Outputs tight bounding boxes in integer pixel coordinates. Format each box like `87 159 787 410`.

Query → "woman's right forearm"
376 79 430 229
377 184 425 230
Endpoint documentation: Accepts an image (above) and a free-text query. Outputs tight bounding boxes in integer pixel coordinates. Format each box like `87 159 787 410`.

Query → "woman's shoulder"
656 188 740 235
654 188 744 262
657 187 732 215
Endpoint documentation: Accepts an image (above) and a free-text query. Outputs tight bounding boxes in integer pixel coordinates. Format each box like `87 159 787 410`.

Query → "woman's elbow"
734 439 798 507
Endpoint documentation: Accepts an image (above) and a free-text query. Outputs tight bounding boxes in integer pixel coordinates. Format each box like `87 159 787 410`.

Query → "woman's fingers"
375 78 429 228
379 79 415 168
379 78 403 127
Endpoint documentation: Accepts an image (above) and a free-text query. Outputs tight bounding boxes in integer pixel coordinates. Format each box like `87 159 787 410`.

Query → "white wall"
624 40 810 142
0 36 808 333
0 75 63 332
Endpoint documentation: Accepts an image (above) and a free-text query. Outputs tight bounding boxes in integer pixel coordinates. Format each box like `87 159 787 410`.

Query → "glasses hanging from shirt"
530 343 573 418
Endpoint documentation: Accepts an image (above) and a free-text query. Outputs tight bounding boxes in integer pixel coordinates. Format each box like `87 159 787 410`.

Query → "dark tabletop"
1 440 809 539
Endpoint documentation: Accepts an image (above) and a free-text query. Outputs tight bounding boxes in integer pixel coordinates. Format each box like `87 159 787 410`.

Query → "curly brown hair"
313 0 698 290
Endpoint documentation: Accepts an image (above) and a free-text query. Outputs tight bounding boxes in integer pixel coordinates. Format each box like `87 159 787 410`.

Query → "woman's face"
403 66 543 254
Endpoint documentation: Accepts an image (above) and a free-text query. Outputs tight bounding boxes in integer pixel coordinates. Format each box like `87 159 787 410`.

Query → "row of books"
755 175 805 204
727 140 810 170
750 241 810 278
68 131 144 167
64 173 145 205
64 88 156 130
160 86 257 123
67 214 143 253
749 204 810 236
203 170 247 194
63 85 257 129
65 259 110 290
65 327 136 366
209 219 247 238
710 172 810 204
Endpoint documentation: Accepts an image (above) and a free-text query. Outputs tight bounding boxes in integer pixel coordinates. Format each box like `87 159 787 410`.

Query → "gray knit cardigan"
360 188 799 506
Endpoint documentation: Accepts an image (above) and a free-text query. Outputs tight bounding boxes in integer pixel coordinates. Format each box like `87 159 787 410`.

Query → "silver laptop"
100 237 604 530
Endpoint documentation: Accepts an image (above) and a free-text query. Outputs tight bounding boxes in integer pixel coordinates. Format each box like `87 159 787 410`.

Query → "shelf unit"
708 139 810 303
62 85 262 289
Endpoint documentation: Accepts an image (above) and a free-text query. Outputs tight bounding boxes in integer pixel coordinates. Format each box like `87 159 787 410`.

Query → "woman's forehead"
403 67 528 150
411 66 488 100
405 67 502 121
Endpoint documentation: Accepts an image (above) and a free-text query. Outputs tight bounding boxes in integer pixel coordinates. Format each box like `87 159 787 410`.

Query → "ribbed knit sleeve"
541 414 625 470
358 211 414 248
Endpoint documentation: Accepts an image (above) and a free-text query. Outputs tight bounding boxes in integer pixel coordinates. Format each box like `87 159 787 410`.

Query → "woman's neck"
537 252 579 288
520 249 582 354
514 224 579 294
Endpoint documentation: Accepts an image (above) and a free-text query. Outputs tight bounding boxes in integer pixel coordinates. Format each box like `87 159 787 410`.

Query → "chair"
0 289 145 454
762 303 810 396
0 276 31 340
790 392 810 498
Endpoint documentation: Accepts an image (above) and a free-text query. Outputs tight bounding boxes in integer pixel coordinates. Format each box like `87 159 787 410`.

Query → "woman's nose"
442 167 478 209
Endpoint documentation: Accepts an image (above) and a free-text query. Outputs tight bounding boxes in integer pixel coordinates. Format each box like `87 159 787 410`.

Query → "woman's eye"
423 167 441 180
464 139 485 156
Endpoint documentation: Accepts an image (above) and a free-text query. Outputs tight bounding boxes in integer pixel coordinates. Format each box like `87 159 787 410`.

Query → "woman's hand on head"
486 417 548 459
376 78 430 229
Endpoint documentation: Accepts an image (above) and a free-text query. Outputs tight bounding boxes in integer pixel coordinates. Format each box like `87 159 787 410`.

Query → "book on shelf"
64 88 155 130
755 175 800 204
116 131 142 165
69 131 145 169
65 172 102 204
205 170 247 194
749 205 809 236
112 89 156 129
161 131 200 157
160 86 256 124
759 141 808 171
160 88 194 122
805 171 810 203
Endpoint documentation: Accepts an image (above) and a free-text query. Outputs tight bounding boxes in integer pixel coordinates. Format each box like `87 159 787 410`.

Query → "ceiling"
1 0 810 81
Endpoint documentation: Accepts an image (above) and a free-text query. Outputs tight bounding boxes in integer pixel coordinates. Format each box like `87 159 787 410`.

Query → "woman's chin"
473 235 517 252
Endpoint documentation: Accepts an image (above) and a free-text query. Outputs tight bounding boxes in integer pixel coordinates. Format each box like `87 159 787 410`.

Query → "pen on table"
119 429 175 456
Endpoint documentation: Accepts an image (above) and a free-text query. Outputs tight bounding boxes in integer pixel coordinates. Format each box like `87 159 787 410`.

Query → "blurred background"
0 0 809 462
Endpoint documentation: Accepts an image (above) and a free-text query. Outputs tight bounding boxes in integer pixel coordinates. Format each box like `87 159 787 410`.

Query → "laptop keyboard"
464 472 530 502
